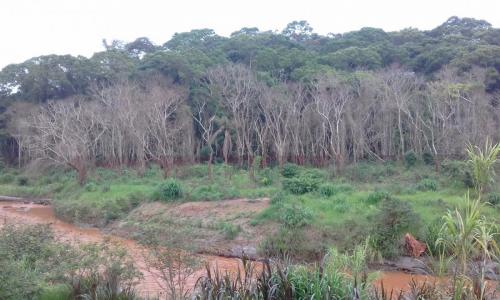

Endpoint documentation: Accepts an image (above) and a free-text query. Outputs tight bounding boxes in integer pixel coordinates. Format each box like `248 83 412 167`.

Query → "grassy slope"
0 160 498 257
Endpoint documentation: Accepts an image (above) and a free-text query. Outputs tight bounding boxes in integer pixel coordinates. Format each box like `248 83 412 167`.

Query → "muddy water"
2 201 496 298
0 201 245 298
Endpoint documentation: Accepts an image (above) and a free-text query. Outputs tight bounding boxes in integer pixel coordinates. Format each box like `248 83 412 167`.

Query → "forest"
0 16 500 300
0 16 499 176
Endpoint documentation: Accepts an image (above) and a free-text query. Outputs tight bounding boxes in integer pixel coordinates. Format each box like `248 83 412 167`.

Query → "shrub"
282 175 320 194
281 163 300 178
270 191 287 206
416 178 438 191
258 168 274 186
318 183 337 197
279 204 313 228
404 151 418 168
0 173 15 184
442 160 474 188
156 179 183 201
366 190 391 204
369 198 421 259
486 193 500 206
422 152 434 165
84 182 97 192
463 171 475 188
216 222 241 240
17 176 29 186
101 184 111 193
259 227 323 259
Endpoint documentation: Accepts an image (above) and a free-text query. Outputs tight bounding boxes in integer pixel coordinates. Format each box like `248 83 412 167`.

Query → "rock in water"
404 233 426 257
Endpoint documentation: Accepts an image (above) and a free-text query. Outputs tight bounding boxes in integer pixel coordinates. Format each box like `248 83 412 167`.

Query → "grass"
0 159 498 258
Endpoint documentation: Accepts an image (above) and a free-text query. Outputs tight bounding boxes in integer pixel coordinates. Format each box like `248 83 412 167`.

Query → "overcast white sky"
1 0 499 69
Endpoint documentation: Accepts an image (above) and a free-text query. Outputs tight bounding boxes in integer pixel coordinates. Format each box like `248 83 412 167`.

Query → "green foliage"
0 224 140 300
0 173 15 183
369 198 421 259
279 204 313 228
257 168 274 186
84 182 97 192
344 162 397 182
270 191 288 206
486 192 500 206
466 139 500 193
281 163 300 178
422 152 434 165
441 160 474 188
155 179 183 201
282 175 320 194
39 284 71 300
216 222 241 240
366 190 391 204
260 227 324 259
404 151 418 168
17 176 29 186
318 183 338 197
416 178 438 191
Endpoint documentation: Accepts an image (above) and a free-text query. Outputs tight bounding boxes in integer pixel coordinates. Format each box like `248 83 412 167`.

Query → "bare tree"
259 84 296 169
312 75 353 171
206 64 260 167
192 98 224 180
24 98 103 184
144 81 191 177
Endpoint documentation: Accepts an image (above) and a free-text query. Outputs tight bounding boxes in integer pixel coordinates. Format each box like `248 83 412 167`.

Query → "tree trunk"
161 160 171 178
208 149 213 180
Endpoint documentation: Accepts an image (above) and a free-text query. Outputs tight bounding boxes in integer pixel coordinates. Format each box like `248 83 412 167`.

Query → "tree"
192 94 224 180
21 98 102 184
282 20 314 42
206 64 260 167
312 75 354 171
144 80 193 177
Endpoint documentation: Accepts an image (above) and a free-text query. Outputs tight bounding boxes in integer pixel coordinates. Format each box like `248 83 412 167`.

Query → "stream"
1 201 495 298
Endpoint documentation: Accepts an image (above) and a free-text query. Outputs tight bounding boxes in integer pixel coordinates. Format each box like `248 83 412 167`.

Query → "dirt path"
0 201 245 298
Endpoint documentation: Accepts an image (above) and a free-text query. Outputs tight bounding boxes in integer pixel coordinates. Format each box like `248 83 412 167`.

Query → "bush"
216 222 241 240
404 151 418 168
260 227 323 259
84 182 97 192
318 183 337 197
258 168 274 186
270 191 287 206
282 175 320 194
416 178 438 191
366 190 391 205
369 198 421 259
0 173 15 184
422 152 434 165
17 176 29 186
156 179 183 201
281 163 300 178
279 204 313 228
442 160 474 188
486 193 500 206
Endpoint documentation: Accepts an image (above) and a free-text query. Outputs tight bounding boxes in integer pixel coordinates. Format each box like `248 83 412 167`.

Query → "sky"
1 0 499 69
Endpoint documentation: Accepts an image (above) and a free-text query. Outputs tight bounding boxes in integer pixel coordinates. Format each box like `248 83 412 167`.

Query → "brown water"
1 201 497 299
0 201 245 298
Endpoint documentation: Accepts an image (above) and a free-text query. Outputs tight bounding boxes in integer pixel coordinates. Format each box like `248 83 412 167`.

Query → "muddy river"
1 201 493 298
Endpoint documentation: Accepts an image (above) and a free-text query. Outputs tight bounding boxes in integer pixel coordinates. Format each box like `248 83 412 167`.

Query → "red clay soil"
0 201 246 298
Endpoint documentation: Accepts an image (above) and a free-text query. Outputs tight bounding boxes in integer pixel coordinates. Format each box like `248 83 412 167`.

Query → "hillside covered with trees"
0 16 499 180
